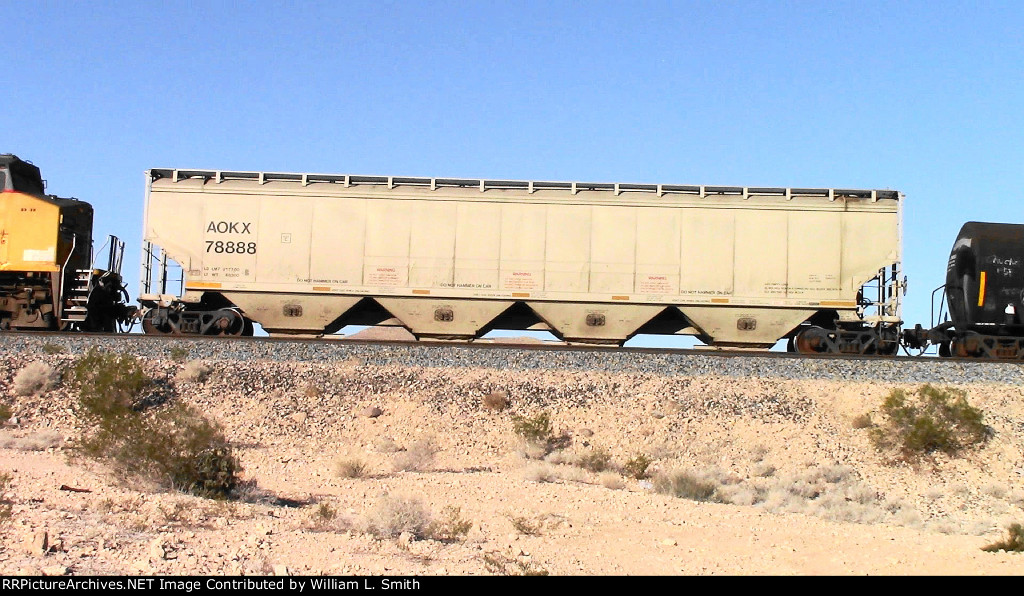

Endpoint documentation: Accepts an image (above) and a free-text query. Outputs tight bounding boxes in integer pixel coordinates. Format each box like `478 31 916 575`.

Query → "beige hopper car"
139 169 904 352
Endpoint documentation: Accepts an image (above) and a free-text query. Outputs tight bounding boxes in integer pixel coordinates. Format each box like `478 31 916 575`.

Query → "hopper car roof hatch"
149 168 901 202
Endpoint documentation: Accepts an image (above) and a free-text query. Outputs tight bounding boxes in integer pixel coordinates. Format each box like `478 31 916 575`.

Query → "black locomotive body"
907 222 1024 358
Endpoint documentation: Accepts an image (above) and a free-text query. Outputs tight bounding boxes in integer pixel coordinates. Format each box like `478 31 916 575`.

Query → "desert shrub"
72 348 151 416
362 494 433 539
303 500 355 532
336 458 369 479
576 448 612 473
508 514 543 536
370 436 402 453
482 391 509 412
71 348 239 498
653 471 720 502
168 346 190 363
482 552 549 576
427 506 472 542
0 404 11 423
511 411 553 446
12 361 58 396
41 343 65 355
522 463 557 483
316 502 337 521
851 413 873 429
821 464 855 484
175 360 213 384
0 473 12 523
600 473 626 490
982 483 1007 499
623 454 653 480
982 523 1024 552
305 502 341 531
391 437 437 472
869 385 988 458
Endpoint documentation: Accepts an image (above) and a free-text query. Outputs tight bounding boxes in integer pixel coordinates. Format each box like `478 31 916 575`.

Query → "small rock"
290 412 308 424
149 536 171 561
661 538 678 547
25 530 48 555
398 531 414 546
41 565 68 576
273 564 290 576
362 406 383 418
578 428 594 438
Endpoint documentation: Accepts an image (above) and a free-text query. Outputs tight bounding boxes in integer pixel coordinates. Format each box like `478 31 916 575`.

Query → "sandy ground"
0 349 1023 576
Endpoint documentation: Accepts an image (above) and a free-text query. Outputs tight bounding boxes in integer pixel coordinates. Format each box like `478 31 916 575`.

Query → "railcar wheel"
142 310 177 335
951 338 972 358
794 326 832 354
206 309 246 336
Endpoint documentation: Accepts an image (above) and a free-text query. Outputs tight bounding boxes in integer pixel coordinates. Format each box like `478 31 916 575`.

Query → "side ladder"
61 269 92 325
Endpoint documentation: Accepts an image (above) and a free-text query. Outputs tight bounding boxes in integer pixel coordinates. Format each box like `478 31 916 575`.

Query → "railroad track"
0 329 1020 365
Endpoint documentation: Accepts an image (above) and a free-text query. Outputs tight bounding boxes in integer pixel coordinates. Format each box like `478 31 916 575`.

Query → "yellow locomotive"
0 154 134 331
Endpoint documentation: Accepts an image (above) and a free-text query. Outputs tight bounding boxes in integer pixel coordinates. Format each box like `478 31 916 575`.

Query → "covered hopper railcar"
138 169 905 353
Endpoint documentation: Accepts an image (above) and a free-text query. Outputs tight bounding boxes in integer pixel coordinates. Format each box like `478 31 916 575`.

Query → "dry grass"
851 413 873 429
522 463 557 483
426 505 472 542
370 436 402 453
653 470 720 502
482 391 510 412
175 360 213 384
0 431 63 451
600 472 626 490
391 437 438 472
13 361 58 396
752 462 777 478
335 458 370 479
361 494 433 539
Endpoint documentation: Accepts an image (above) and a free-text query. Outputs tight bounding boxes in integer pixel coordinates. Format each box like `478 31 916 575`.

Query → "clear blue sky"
6 1 1024 347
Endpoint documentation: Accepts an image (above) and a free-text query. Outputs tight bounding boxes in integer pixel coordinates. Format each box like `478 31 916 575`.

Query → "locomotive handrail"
58 233 77 321
148 168 901 201
931 284 948 328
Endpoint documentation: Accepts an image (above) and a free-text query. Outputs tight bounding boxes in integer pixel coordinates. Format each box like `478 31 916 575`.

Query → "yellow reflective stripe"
978 271 987 307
